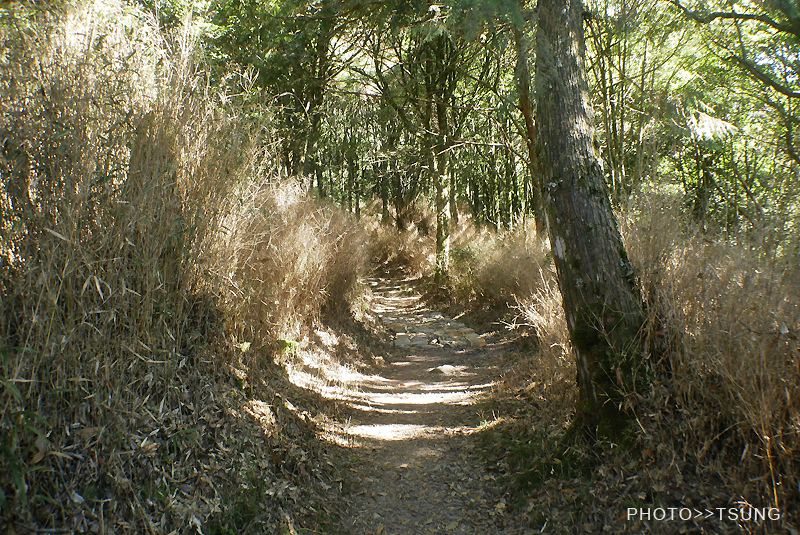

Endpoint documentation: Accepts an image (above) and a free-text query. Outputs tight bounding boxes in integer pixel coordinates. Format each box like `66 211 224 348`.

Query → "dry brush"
0 2 365 532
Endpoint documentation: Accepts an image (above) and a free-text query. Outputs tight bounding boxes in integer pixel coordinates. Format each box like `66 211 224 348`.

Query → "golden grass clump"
621 192 800 522
0 2 355 532
211 180 368 350
513 276 573 390
367 208 551 312
366 212 436 277
449 218 550 308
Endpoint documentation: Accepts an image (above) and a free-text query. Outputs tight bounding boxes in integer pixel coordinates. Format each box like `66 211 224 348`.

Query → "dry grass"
0 2 363 532
366 212 436 277
622 193 800 524
512 276 573 394
212 180 368 357
447 218 550 310
367 209 551 314
483 192 799 533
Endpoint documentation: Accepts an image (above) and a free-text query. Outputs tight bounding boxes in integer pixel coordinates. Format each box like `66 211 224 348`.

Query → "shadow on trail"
288 277 533 535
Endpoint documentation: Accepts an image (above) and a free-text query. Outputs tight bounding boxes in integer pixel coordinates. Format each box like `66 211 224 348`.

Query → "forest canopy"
204 0 798 239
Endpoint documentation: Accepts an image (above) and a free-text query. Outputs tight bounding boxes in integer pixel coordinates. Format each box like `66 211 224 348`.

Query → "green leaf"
276 339 298 355
1 379 24 403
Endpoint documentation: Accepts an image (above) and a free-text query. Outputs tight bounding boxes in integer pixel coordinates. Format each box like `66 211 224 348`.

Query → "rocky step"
385 317 486 349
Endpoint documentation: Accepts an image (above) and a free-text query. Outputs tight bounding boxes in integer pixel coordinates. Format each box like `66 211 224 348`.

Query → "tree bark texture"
535 0 645 436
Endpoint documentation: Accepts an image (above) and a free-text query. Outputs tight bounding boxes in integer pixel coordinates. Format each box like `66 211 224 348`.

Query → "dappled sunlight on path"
288 277 532 534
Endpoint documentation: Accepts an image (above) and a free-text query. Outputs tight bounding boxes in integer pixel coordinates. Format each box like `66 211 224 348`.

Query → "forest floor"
299 277 535 534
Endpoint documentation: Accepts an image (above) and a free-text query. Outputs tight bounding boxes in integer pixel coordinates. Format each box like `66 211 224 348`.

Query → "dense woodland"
1 0 799 533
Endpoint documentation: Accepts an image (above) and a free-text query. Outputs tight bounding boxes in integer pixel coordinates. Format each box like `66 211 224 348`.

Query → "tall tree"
584 0 685 203
513 21 547 233
365 9 461 281
535 0 645 438
211 0 339 179
418 31 457 282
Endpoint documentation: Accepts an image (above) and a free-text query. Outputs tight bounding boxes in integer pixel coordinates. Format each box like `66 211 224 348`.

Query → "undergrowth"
472 191 799 533
4 2 798 533
368 206 551 319
0 2 364 532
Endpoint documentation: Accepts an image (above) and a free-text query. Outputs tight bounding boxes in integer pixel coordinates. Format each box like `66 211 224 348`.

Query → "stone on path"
464 333 486 348
384 309 486 349
429 364 459 376
395 333 412 347
411 334 429 346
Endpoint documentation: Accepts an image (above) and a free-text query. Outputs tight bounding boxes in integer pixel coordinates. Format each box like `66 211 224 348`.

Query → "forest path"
331 277 532 535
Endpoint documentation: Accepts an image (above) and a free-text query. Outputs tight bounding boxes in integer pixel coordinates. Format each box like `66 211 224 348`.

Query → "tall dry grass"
448 218 550 308
621 193 800 515
212 180 367 348
367 206 552 313
366 207 436 277
487 192 798 530
0 2 365 531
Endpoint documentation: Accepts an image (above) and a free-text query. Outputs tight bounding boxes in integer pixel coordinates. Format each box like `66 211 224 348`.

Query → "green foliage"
200 0 800 239
134 0 186 30
210 0 342 175
206 472 268 534
277 339 300 356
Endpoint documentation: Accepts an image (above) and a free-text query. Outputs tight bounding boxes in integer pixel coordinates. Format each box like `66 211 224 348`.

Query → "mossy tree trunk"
535 0 646 439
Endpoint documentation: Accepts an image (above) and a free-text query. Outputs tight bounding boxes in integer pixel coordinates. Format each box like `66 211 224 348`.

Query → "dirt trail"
334 278 533 535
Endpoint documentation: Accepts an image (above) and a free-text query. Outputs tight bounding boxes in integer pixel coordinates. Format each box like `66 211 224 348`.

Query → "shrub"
0 2 358 531
621 191 800 515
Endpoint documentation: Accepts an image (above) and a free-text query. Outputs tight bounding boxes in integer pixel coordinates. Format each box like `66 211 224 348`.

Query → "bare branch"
730 55 800 98
667 0 794 34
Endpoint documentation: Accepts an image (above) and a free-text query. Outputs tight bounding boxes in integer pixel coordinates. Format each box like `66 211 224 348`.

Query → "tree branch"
730 55 800 98
667 0 794 35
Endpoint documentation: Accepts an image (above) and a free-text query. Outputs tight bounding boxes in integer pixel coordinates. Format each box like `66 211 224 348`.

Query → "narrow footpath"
332 278 533 534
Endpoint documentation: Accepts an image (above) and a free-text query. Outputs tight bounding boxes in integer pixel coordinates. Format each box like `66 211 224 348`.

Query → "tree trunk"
434 98 450 284
346 149 356 213
535 0 645 439
316 162 325 198
513 25 546 234
393 168 406 231
379 160 390 223
449 169 458 226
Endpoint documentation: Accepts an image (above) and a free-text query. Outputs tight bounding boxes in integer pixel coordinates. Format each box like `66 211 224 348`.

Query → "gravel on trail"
332 278 535 535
